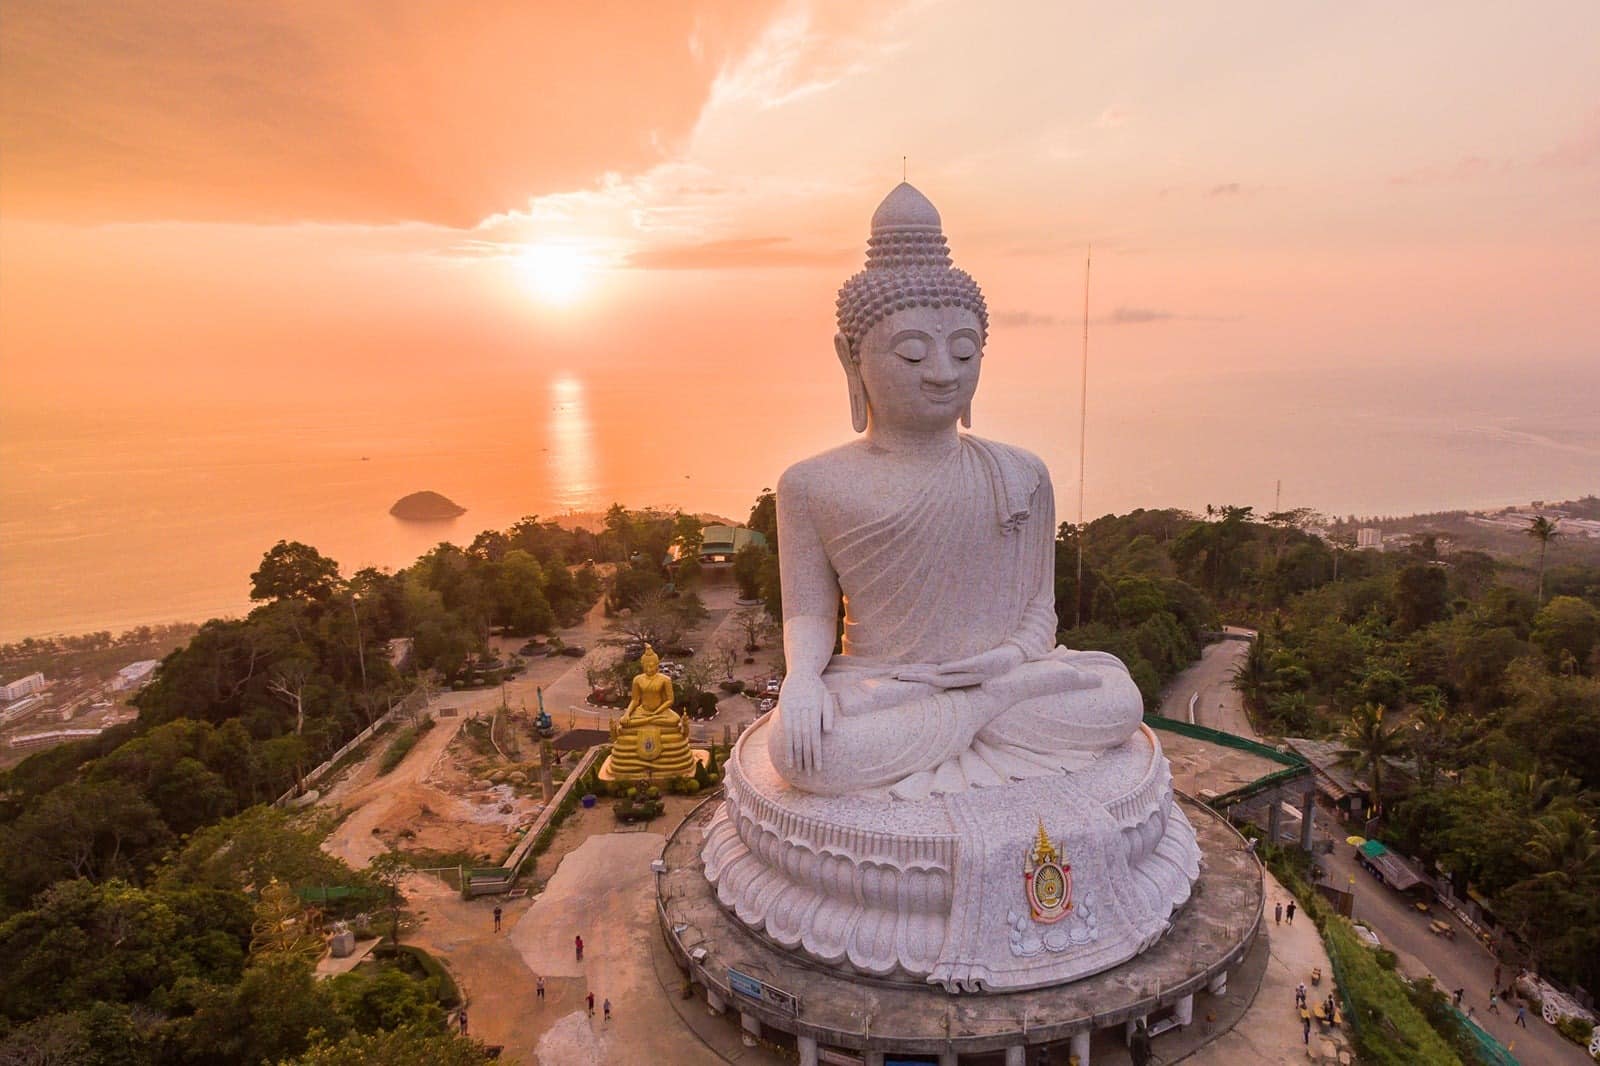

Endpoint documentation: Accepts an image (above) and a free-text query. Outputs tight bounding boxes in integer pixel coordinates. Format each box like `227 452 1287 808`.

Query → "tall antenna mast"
1075 246 1091 629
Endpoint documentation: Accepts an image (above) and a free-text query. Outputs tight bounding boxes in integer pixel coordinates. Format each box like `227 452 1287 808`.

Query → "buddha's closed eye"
894 336 929 363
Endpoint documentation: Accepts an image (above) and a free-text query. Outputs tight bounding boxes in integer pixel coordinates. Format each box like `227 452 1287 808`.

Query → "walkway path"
1157 628 1257 739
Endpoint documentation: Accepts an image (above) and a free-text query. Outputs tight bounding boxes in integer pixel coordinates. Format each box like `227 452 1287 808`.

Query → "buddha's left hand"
894 644 1025 689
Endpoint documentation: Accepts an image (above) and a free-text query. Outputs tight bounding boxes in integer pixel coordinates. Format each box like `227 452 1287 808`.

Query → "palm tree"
1525 808 1600 890
1336 702 1407 818
1409 690 1451 787
1526 514 1561 604
1230 635 1272 720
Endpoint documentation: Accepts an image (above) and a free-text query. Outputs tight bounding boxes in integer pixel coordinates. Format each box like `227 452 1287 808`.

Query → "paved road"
1318 838 1590 1064
1158 631 1588 1062
1157 627 1258 739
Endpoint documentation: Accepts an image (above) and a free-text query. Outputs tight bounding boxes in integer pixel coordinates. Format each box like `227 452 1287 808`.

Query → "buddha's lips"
922 385 962 401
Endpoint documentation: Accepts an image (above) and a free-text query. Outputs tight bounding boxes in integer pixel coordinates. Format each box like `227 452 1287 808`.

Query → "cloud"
1209 183 1243 197
625 236 849 270
1094 107 1130 129
1108 307 1175 324
1388 154 1508 186
992 310 1062 327
1103 306 1232 325
0 1 782 226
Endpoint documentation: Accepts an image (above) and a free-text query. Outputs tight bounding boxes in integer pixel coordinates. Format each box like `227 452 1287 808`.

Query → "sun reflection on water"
548 376 597 511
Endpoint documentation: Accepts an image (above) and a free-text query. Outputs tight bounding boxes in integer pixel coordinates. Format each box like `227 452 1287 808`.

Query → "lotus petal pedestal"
703 715 1201 993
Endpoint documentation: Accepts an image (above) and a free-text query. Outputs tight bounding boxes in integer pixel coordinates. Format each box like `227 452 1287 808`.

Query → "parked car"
560 645 586 658
757 698 777 712
764 678 782 696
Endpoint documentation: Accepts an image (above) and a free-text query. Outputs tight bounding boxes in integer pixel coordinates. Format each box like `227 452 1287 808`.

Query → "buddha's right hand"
778 674 835 772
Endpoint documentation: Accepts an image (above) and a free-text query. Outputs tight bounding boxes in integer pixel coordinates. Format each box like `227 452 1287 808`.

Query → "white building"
1357 528 1383 550
111 660 159 692
1 672 46 701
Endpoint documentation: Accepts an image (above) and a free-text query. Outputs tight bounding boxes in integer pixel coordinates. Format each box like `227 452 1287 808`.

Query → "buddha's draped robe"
769 435 1142 800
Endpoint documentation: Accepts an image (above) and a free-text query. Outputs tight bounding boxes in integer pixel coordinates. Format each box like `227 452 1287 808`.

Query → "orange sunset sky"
2 1 1598 486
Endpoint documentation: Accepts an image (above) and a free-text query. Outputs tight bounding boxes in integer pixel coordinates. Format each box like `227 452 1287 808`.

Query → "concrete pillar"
1175 993 1195 1026
1300 789 1316 852
1208 970 1228 996
1004 1045 1027 1066
797 1034 819 1066
706 989 726 1015
539 740 554 802
1070 1031 1091 1065
740 1011 761 1046
939 1050 959 1066
1267 795 1281 844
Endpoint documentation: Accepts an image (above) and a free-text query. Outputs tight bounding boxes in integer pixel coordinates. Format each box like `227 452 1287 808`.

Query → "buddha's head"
640 644 660 675
835 183 989 434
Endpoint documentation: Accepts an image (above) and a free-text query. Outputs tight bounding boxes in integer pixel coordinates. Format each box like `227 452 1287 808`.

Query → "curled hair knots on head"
836 267 988 356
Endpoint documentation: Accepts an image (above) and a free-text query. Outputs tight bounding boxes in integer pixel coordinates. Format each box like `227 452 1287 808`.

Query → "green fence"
1448 1006 1521 1066
1142 713 1305 766
296 884 381 904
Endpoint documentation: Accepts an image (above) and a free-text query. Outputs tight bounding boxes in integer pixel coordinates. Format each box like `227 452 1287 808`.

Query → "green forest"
3 494 1597 1063
0 506 696 1065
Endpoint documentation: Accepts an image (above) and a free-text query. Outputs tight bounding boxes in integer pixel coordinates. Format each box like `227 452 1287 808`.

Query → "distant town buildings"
1466 510 1600 539
111 659 159 692
1356 528 1383 550
9 727 104 749
1 672 46 701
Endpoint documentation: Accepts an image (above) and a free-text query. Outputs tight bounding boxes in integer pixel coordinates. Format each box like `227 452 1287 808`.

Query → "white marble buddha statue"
768 182 1143 802
702 183 1199 994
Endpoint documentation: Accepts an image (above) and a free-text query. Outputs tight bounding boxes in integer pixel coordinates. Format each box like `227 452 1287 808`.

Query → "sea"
2 362 1596 643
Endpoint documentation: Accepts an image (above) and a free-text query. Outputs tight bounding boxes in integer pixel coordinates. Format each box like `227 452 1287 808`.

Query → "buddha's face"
641 656 659 676
854 306 982 434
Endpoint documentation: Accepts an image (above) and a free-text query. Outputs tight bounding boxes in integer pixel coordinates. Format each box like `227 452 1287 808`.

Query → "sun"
515 244 590 305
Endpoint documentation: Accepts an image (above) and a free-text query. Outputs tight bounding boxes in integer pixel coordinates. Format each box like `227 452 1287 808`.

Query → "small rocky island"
389 491 466 521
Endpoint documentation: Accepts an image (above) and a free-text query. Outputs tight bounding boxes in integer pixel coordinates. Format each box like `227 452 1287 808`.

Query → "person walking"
1295 982 1307 1008
536 975 545 1001
493 905 502 933
1302 1014 1311 1044
1274 902 1283 925
458 1008 468 1035
1130 1021 1153 1066
603 997 612 1022
1515 1005 1527 1028
575 934 584 962
587 991 595 1017
1488 991 1500 1014
1286 899 1296 924
1452 988 1464 1007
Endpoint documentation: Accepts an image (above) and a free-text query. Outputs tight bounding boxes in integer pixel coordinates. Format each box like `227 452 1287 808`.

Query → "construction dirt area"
318 580 779 872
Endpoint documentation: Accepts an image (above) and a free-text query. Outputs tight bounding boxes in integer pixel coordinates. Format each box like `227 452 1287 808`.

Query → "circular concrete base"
658 794 1262 1060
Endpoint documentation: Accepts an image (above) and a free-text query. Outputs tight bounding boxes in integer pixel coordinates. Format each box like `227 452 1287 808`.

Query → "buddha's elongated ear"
834 332 868 434
961 402 972 429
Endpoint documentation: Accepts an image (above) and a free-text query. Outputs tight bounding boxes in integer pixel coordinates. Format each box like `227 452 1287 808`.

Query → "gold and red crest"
1023 819 1073 923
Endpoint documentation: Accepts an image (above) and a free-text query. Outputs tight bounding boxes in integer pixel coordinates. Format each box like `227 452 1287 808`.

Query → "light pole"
350 592 371 725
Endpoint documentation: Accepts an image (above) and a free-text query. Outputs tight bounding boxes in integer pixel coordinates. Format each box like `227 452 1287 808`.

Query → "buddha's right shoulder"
778 442 869 499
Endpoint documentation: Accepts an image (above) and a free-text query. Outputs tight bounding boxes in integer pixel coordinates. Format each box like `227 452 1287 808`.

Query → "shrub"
377 718 434 776
1554 1014 1592 1047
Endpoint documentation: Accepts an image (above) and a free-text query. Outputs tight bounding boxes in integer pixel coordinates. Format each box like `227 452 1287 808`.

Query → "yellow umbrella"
1346 835 1366 846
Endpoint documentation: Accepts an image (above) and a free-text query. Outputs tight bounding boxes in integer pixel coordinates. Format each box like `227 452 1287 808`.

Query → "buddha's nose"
924 355 960 386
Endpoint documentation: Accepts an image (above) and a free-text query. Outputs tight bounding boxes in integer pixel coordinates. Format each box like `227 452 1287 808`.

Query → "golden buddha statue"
603 645 696 780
